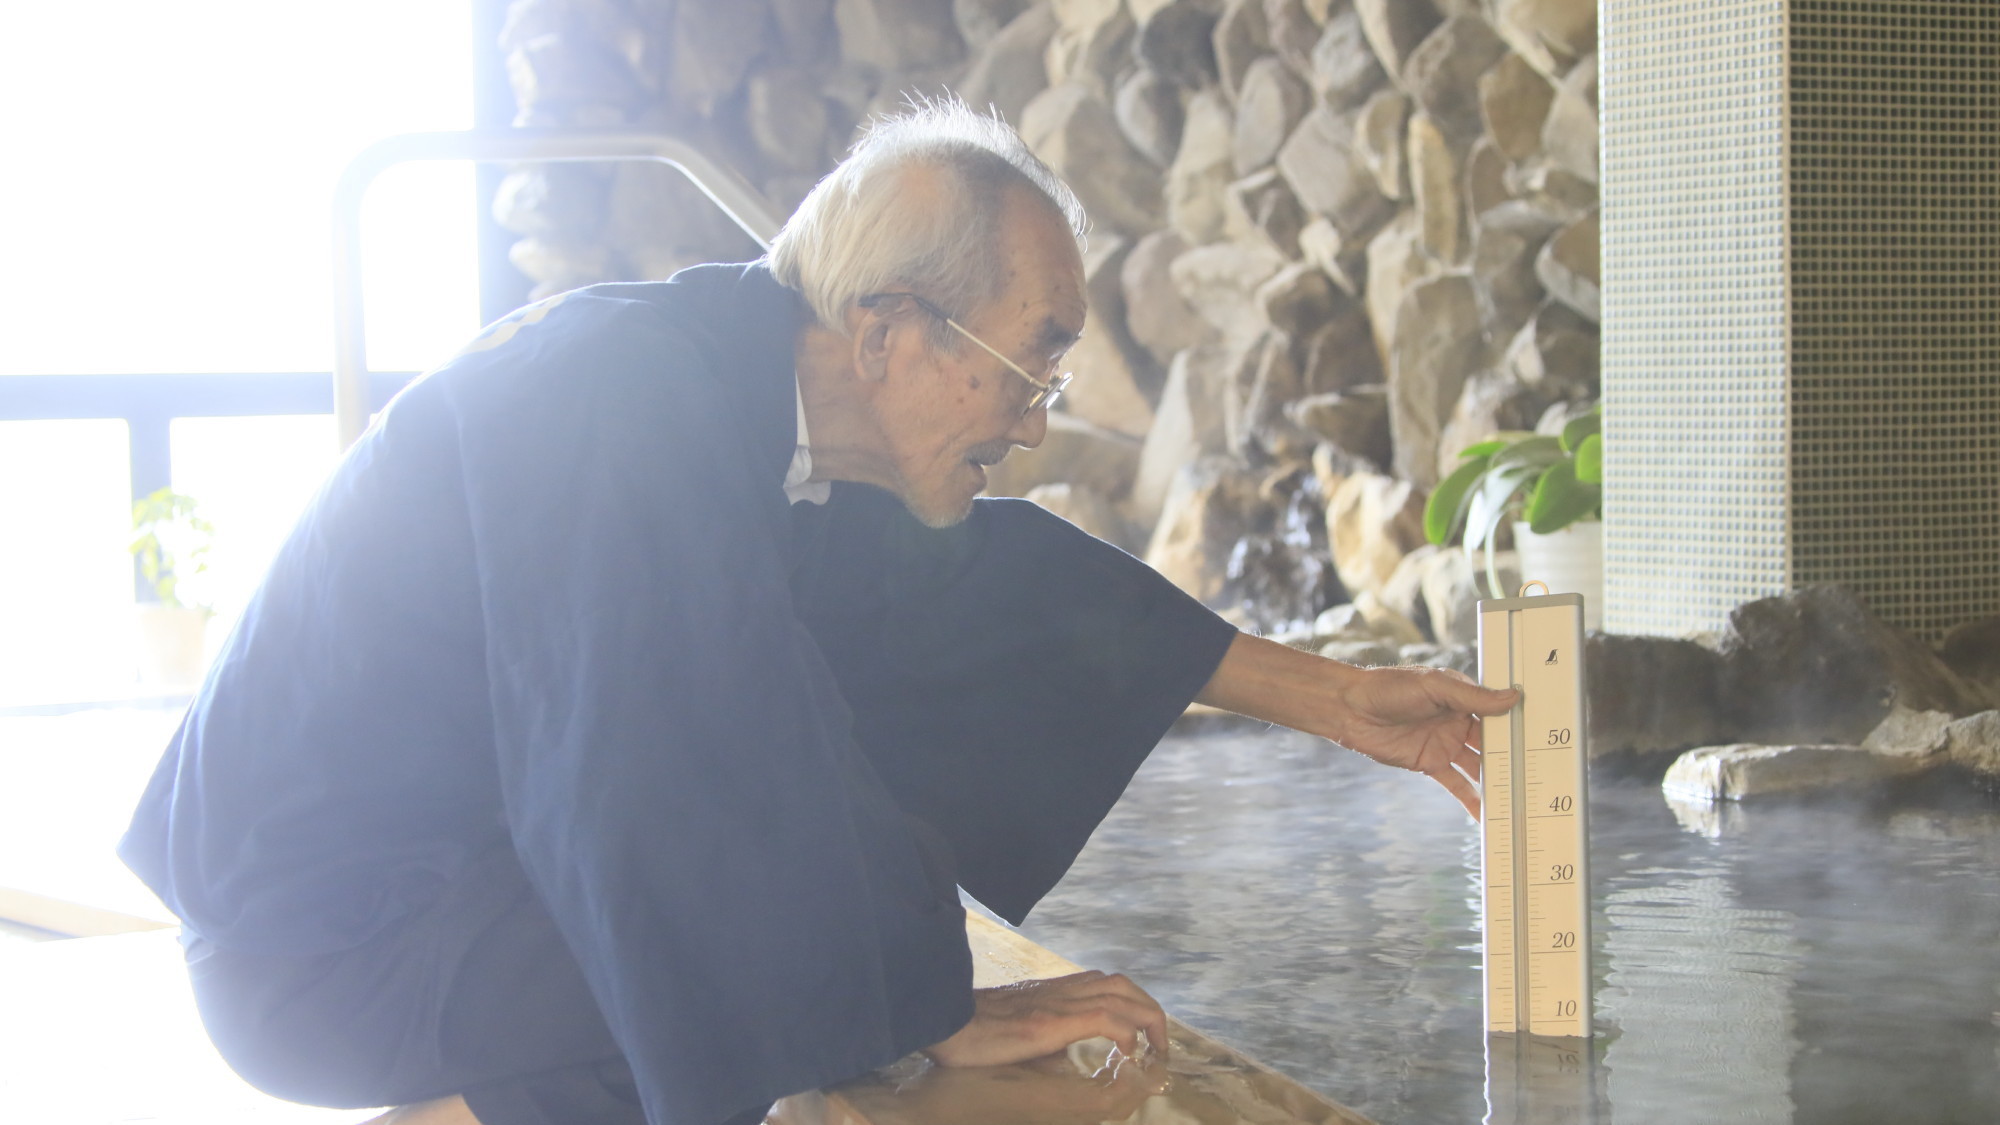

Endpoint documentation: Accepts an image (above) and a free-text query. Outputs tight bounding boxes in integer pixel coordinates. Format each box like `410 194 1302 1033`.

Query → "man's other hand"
924 971 1169 1068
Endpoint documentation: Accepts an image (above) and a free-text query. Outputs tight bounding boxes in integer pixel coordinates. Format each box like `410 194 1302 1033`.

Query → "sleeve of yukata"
790 484 1241 925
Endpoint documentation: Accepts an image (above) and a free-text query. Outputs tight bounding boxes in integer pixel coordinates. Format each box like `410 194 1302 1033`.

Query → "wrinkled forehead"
986 189 1088 343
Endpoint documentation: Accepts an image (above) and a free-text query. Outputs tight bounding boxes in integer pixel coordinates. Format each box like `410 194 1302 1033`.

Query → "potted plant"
1422 408 1603 627
130 488 216 690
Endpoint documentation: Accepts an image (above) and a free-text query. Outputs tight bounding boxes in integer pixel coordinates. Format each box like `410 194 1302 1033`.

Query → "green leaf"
1456 437 1513 462
1423 454 1493 545
1560 408 1601 454
1525 460 1602 533
1487 434 1565 473
1574 432 1603 484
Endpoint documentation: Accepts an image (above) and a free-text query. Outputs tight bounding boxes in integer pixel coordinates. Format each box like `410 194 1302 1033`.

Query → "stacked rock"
496 0 1603 639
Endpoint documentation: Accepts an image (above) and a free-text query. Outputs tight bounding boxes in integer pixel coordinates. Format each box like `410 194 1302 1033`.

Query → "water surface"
1013 726 2000 1125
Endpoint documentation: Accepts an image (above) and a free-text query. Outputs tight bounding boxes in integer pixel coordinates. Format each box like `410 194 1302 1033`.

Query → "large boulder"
1263 0 1322 79
1941 617 2000 705
1540 52 1599 183
670 0 776 106
1472 202 1563 336
1463 135 1512 219
1255 260 1343 341
1420 546 1523 646
956 2 1056 125
1406 113 1464 263
1310 5 1389 109
746 66 833 174
1662 742 1941 802
1387 275 1484 490
1043 0 1134 92
1121 230 1209 368
1297 217 1365 297
1325 471 1428 600
1277 105 1395 240
1021 82 1164 235
1363 209 1441 368
1354 88 1412 201
835 0 967 72
1499 299 1599 396
981 412 1144 499
1134 0 1223 89
1434 369 1551 480
1169 241 1288 345
1295 298 1382 394
1287 387 1392 472
1399 13 1507 142
1025 482 1138 551
1716 584 1994 746
1536 209 1600 322
1212 0 1271 101
954 0 1033 48
1586 634 1731 758
1060 237 1159 438
1352 0 1441 84
1165 89 1238 244
1143 456 1263 604
1223 330 1312 459
1945 711 2000 788
492 165 610 240
1113 66 1185 167
1130 343 1234 528
1223 168 1310 259
1233 56 1314 174
1479 51 1555 162
1491 0 1595 79
1060 323 1158 438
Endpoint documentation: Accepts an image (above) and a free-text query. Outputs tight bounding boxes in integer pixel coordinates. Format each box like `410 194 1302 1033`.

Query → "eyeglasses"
861 292 1073 417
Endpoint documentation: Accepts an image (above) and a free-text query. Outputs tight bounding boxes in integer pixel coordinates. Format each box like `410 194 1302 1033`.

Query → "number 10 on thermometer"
1479 590 1591 1037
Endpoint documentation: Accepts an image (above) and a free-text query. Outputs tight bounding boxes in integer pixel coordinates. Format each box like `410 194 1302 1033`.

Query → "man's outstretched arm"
1195 632 1519 819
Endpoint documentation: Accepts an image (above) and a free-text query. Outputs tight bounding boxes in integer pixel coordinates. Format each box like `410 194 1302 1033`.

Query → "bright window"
0 2 480 706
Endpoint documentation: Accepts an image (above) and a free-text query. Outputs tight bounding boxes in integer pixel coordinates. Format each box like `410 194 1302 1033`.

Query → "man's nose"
1006 404 1048 449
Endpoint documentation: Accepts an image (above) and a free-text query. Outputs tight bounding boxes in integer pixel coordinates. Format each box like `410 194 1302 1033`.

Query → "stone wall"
497 0 1601 638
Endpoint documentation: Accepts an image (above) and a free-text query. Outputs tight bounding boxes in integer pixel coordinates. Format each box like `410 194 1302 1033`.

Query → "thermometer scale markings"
1479 592 1590 1038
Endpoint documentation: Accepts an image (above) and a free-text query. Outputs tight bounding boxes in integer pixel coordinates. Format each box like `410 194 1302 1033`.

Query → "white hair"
767 95 1089 349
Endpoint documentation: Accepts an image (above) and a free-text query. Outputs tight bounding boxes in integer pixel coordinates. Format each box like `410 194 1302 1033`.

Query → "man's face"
874 192 1087 528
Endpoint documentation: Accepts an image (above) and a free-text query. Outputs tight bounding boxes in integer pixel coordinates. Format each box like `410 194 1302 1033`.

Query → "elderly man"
121 102 1509 1125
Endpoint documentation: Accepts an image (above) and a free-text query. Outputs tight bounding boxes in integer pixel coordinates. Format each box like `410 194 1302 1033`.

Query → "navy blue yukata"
120 262 1237 1125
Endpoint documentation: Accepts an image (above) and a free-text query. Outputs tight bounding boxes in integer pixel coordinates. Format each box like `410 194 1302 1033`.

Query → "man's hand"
1197 633 1518 819
924 971 1169 1068
841 1052 1167 1125
1329 663 1505 817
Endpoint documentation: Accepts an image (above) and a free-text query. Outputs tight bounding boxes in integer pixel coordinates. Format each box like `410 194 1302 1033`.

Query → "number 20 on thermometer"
1478 590 1591 1037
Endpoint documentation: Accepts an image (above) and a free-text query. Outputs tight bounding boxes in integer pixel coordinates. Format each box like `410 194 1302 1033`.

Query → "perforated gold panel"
1601 0 1794 637
1603 0 2000 640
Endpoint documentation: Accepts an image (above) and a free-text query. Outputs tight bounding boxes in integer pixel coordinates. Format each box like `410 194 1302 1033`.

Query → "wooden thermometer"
1478 587 1591 1038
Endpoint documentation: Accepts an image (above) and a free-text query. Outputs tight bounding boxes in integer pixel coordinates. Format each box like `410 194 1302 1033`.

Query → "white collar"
784 374 830 506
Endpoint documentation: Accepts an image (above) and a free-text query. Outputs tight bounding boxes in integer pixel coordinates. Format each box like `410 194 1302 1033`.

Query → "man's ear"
850 304 896 386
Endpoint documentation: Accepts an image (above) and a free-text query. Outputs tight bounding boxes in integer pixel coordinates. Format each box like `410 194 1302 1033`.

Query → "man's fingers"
1456 726 1483 779
1432 760 1482 821
1436 672 1518 716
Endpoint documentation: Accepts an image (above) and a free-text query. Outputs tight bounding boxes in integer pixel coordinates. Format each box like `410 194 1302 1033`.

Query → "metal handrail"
331 129 786 448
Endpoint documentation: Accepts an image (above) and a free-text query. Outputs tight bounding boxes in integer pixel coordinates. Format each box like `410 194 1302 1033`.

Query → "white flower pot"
1511 520 1602 631
134 604 212 692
